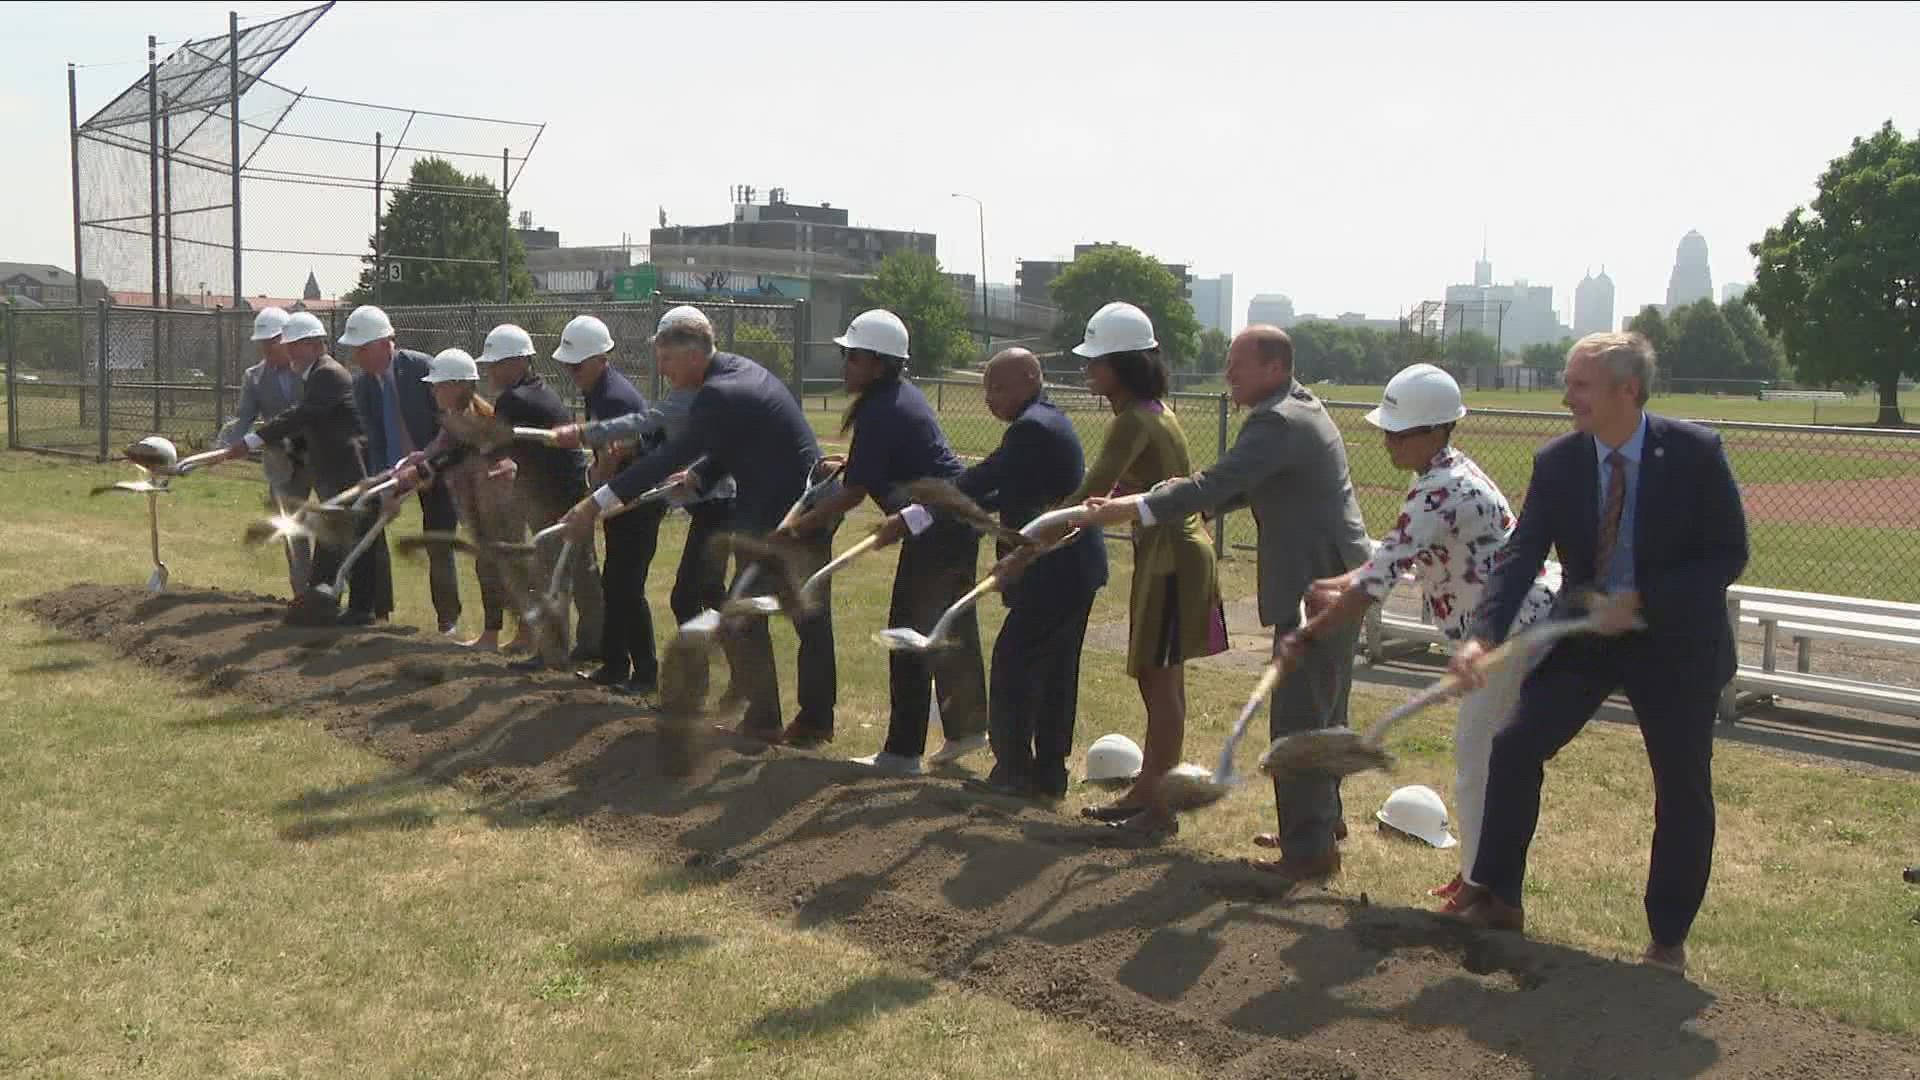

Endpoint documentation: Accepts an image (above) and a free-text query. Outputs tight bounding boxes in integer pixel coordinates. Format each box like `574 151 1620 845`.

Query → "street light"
951 192 990 356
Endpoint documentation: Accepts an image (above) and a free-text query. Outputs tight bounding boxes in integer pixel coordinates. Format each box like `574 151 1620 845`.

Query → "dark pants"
309 473 385 619
1470 634 1720 947
672 500 735 625
880 522 987 759
988 589 1095 793
725 530 838 734
418 483 461 630
599 501 666 683
518 478 604 659
1270 617 1361 859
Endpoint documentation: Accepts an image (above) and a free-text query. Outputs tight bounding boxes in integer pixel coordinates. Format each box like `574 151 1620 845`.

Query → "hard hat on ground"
1085 733 1144 783
1376 784 1457 848
423 348 480 384
1365 363 1468 432
1073 301 1158 359
553 314 614 365
478 323 535 363
250 307 289 342
282 311 327 343
834 309 910 360
337 305 395 348
656 304 713 338
127 435 179 470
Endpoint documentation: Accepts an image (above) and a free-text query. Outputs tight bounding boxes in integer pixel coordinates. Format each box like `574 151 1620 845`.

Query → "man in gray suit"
221 306 314 593
1084 325 1371 881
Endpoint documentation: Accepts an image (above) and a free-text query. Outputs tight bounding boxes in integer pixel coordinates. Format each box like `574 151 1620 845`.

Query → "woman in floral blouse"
1282 364 1559 906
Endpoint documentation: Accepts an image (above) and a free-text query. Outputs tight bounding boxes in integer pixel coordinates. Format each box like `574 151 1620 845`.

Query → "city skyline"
5 3 1918 332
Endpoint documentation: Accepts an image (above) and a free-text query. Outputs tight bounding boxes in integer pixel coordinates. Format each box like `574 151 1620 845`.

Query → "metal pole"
500 147 510 303
4 304 17 450
373 132 383 304
952 193 989 356
161 105 176 427
97 299 111 462
1214 392 1229 558
212 305 226 428
791 298 808 403
229 10 242 317
649 292 664 401
148 37 162 430
69 64 87 428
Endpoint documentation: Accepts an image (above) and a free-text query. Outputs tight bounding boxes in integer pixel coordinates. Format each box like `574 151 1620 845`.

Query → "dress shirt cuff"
901 503 934 536
243 432 264 452
1135 499 1157 527
591 485 621 512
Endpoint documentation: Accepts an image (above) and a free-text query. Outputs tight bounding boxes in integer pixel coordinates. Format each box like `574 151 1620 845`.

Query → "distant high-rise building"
1247 293 1295 328
1443 251 1569 353
1574 267 1615 337
1722 281 1749 305
1188 274 1234 334
1473 242 1493 288
1665 230 1713 311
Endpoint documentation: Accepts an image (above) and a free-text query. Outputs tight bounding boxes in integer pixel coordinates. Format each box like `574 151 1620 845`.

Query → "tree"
855 250 976 372
1193 327 1230 373
1626 305 1672 361
1520 338 1574 369
1666 299 1747 383
1720 298 1787 382
1442 331 1499 369
348 157 534 306
1749 120 1920 425
1047 245 1201 366
733 321 793 382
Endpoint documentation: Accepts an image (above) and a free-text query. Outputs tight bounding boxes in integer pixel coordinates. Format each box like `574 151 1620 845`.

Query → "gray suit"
222 359 314 590
1144 379 1372 859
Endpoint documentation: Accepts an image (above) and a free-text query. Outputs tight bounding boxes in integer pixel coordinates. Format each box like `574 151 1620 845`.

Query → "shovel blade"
680 610 722 636
146 564 169 593
874 628 934 652
1159 763 1231 813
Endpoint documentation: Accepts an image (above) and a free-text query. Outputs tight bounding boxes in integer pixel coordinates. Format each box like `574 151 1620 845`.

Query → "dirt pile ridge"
23 584 1920 1080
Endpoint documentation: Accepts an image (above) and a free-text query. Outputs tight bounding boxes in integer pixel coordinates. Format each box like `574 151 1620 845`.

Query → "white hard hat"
478 323 535 364
282 311 327 343
1376 785 1457 849
1084 733 1144 783
553 314 614 365
1365 363 1468 432
1073 301 1158 359
423 348 480 384
337 305 395 348
656 304 713 338
250 307 289 342
834 308 910 360
127 435 179 469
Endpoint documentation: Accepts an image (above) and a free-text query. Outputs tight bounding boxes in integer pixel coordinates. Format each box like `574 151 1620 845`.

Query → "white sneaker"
851 752 924 777
927 733 989 766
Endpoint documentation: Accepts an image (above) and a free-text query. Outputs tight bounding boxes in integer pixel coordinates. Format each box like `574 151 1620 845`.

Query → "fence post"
649 292 664 401
1213 392 1229 558
791 299 808 402
936 379 944 412
212 306 226 432
722 305 737 354
76 307 87 428
96 299 111 462
3 304 16 450
468 304 479 353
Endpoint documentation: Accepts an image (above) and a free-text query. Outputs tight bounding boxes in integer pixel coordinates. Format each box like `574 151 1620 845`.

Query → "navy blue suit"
607 351 834 732
354 348 458 628
586 367 664 685
1469 413 1748 946
956 396 1108 793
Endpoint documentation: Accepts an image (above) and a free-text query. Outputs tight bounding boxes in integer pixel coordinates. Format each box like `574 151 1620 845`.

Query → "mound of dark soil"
23 584 1919 1079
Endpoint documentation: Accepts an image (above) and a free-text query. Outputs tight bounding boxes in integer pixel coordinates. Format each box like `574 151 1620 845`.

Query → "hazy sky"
6 1 1919 329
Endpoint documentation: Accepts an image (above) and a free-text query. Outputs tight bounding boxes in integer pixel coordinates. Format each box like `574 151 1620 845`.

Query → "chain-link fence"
4 297 803 458
788 377 1920 605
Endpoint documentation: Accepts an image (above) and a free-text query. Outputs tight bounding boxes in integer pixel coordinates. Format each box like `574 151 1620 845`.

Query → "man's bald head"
1224 324 1296 407
984 347 1043 421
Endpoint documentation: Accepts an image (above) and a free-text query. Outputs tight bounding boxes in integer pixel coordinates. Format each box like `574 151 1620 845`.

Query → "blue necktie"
380 372 410 469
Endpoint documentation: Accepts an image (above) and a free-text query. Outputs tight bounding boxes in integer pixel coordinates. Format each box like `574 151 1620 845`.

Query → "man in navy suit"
340 305 460 634
877 349 1108 798
1449 331 1748 975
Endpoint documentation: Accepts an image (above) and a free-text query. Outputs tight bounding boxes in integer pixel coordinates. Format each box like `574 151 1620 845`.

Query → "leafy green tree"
1667 299 1747 382
1720 298 1786 382
1749 120 1920 425
349 157 533 306
1443 331 1499 369
1626 305 1672 360
1047 245 1200 366
732 321 792 382
3 302 84 373
856 250 976 372
1520 338 1574 369
1193 327 1230 373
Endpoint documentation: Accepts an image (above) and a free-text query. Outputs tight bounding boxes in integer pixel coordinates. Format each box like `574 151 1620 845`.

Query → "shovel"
1159 660 1290 813
166 447 238 477
872 505 1089 653
1259 592 1644 780
292 501 401 625
91 470 175 591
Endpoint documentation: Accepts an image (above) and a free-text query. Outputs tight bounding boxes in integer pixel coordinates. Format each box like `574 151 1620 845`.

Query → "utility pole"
952 193 990 356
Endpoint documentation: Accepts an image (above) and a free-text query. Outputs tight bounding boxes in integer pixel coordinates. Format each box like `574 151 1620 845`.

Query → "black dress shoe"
338 610 376 628
623 678 657 698
507 656 551 673
965 776 1034 799
577 666 631 688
